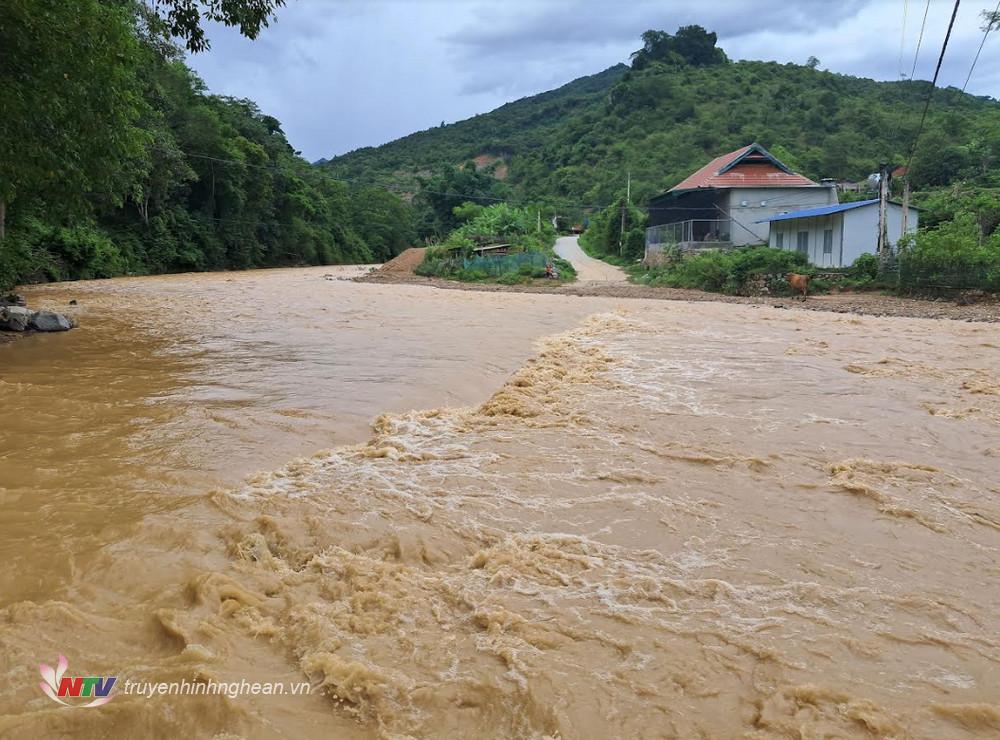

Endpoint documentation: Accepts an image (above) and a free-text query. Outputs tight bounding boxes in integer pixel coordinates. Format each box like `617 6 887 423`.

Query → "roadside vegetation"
627 229 1000 298
897 213 1000 294
631 246 814 295
416 203 574 284
578 199 647 267
630 246 922 296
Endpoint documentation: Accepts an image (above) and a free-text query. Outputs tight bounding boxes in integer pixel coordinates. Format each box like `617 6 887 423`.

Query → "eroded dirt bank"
1 266 999 738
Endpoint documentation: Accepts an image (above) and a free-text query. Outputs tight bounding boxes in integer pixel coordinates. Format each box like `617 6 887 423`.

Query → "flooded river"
1 266 999 738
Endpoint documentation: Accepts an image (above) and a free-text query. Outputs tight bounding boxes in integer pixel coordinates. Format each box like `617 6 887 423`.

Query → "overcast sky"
187 0 1000 162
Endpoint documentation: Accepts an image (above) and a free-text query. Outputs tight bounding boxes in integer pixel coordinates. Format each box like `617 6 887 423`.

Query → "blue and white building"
758 199 919 268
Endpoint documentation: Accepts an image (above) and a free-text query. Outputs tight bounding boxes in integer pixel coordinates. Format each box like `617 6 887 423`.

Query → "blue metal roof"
756 199 878 223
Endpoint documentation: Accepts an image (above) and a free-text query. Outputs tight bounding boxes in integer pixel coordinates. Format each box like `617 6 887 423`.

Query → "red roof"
670 144 819 192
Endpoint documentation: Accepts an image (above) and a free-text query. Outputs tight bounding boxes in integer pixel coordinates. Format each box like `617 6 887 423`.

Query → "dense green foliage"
630 26 728 69
0 0 146 228
578 199 647 263
0 2 413 292
442 202 555 252
415 163 510 237
897 213 1000 293
633 247 811 295
417 203 566 283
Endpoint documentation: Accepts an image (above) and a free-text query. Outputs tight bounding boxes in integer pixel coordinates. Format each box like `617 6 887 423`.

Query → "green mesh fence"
438 252 549 276
896 255 999 293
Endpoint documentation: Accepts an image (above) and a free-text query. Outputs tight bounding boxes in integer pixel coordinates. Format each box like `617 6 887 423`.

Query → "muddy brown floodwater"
1 265 999 739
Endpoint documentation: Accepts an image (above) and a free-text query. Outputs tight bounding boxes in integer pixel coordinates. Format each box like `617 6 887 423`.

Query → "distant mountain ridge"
322 64 628 193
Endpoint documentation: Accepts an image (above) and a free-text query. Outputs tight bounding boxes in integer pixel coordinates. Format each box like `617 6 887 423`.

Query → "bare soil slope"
374 247 427 276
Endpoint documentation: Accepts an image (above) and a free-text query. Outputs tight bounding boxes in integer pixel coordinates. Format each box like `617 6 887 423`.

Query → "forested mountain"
0 1 413 291
323 26 1000 216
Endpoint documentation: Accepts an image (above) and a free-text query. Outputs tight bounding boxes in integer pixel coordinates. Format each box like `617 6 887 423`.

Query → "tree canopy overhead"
148 0 287 52
0 0 146 236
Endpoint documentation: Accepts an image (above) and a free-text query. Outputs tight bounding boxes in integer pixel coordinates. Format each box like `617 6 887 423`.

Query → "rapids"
1 266 999 738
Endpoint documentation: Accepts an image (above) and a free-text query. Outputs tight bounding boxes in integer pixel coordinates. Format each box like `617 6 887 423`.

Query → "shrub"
48 225 128 279
497 272 528 285
444 203 555 253
898 213 1000 293
418 202 562 284
850 253 879 280
637 246 809 294
579 199 647 262
553 257 577 280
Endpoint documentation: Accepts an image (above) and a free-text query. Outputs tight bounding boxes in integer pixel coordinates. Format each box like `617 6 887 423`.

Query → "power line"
175 148 838 215
963 0 1000 91
909 0 932 79
904 0 962 174
153 148 865 230
899 0 909 77
174 150 604 209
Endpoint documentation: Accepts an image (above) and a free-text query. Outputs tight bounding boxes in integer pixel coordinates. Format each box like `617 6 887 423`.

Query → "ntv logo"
39 655 116 708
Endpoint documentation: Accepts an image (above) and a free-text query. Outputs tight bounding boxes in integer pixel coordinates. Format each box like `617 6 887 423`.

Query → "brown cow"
787 272 811 299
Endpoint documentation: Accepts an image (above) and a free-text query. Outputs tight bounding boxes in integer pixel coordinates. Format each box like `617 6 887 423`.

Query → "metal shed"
758 199 919 268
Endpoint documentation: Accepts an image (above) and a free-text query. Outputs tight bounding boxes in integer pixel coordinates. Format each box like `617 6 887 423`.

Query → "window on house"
776 232 784 248
823 229 833 254
797 231 809 254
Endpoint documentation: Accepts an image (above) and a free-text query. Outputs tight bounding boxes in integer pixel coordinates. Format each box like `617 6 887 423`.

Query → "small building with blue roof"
756 199 918 268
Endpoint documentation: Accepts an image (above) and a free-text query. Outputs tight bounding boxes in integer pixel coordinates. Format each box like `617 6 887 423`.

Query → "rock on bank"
0 304 74 333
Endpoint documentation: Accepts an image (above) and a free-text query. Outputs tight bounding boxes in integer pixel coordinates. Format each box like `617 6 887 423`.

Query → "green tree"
630 26 727 69
146 0 287 52
415 163 507 237
0 0 146 239
579 198 647 260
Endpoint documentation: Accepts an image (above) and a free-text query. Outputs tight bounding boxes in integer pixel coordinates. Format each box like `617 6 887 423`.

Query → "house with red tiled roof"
645 143 838 257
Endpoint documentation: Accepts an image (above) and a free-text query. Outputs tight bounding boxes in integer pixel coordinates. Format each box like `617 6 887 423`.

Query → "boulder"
30 310 73 332
0 306 34 332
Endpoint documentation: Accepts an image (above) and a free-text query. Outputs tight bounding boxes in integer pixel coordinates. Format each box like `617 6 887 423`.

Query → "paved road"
554 236 628 282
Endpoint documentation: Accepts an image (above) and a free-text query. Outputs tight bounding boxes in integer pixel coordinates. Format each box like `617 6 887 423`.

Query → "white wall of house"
768 214 843 267
841 204 918 264
768 203 919 267
726 186 837 246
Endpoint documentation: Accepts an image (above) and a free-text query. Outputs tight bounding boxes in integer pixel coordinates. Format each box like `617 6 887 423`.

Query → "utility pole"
900 177 910 242
877 162 891 265
537 210 541 233
618 171 631 256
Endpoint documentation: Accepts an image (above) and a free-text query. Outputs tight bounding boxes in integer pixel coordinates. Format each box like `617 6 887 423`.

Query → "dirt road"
554 235 627 282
